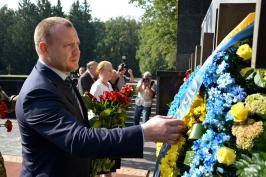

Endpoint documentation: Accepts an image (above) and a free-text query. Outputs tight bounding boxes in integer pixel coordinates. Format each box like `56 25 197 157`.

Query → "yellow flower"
230 102 248 122
240 67 252 77
183 94 206 129
264 70 266 81
236 44 252 60
156 143 163 157
159 136 186 177
216 146 236 165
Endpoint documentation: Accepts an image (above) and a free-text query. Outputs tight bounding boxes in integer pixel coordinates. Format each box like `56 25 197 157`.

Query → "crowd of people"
75 60 157 125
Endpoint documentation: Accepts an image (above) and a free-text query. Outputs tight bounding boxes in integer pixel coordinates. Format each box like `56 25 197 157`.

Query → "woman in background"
90 61 113 101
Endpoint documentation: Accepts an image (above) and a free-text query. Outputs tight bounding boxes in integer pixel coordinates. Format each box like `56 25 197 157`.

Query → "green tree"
52 0 65 17
130 0 177 75
92 19 106 60
68 0 95 67
0 6 17 74
37 0 52 19
101 17 141 76
1 0 39 74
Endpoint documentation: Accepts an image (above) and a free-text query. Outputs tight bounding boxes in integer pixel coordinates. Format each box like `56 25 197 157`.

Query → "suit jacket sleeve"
23 88 143 158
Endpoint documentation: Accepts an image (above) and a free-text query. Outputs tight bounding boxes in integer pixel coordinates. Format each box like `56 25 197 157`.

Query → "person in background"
90 61 113 101
15 17 184 177
78 66 86 77
78 61 98 95
116 63 136 90
134 71 156 125
109 69 119 91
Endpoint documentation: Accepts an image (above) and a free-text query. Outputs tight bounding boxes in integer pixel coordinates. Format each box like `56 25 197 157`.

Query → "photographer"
116 63 136 90
134 71 156 125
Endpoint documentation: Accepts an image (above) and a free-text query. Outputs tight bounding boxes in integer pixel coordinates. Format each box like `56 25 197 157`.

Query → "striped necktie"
65 76 84 117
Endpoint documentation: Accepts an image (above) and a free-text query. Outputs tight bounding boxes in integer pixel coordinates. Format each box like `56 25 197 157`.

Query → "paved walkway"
0 120 156 177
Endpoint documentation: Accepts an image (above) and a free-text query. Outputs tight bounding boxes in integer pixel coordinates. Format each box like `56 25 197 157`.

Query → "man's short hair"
86 61 98 70
34 17 73 46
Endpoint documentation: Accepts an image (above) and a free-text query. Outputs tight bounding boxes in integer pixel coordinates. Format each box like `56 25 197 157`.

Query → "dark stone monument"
156 71 185 116
200 33 214 64
194 45 201 68
252 0 266 68
176 0 212 71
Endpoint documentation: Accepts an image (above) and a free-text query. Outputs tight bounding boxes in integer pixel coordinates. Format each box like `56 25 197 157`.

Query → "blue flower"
203 111 219 127
222 92 234 108
217 73 234 89
208 87 221 100
216 60 229 74
203 62 218 88
229 86 247 102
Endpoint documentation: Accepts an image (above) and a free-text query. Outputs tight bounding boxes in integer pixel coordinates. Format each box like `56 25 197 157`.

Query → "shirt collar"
39 58 69 80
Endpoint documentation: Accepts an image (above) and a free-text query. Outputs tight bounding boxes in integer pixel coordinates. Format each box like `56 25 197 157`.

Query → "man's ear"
39 41 48 54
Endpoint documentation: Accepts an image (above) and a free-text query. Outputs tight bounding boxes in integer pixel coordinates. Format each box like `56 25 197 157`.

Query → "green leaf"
89 117 100 127
82 96 93 110
183 151 194 166
254 70 266 88
244 68 255 78
100 108 113 117
245 70 256 80
91 120 101 128
235 153 266 177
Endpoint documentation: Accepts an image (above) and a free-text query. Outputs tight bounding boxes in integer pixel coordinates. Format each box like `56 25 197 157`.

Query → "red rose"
100 91 118 102
116 92 129 105
5 119 12 132
84 91 97 102
0 101 8 118
120 85 133 96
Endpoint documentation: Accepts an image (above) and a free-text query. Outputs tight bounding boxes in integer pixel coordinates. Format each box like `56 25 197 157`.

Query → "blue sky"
0 0 144 21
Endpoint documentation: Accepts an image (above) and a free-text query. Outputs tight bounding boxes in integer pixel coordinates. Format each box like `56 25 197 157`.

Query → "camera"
122 56 126 63
120 56 128 71
118 63 128 72
122 58 126 64
142 78 149 83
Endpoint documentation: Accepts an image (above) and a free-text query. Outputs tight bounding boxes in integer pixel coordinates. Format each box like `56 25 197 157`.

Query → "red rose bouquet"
82 85 134 176
0 89 13 132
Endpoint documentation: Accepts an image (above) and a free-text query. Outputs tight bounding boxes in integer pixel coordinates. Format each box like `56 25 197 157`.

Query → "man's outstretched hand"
141 115 184 144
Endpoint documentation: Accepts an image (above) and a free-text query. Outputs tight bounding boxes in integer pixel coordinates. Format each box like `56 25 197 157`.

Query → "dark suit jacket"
78 71 95 95
16 61 143 177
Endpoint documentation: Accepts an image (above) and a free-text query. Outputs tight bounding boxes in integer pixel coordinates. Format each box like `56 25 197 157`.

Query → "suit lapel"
35 61 87 123
73 86 89 125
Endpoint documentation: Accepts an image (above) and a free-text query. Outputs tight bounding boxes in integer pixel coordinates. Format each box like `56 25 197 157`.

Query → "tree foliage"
0 0 143 76
0 6 18 74
100 17 141 76
68 0 95 66
130 0 177 75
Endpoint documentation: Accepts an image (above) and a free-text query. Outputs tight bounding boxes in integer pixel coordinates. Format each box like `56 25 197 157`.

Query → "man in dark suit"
78 61 98 95
16 17 184 177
